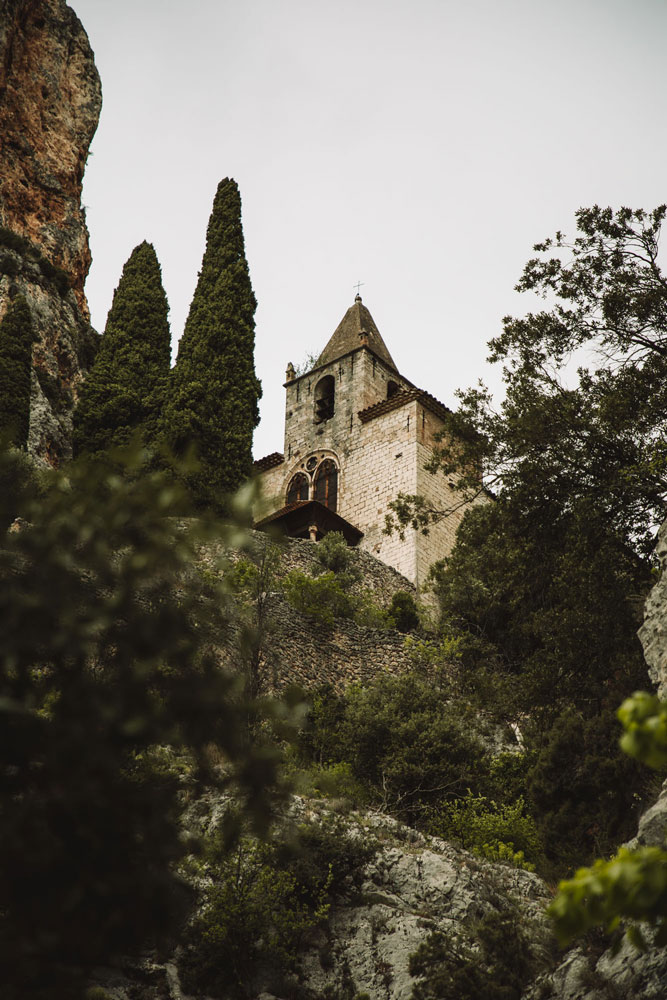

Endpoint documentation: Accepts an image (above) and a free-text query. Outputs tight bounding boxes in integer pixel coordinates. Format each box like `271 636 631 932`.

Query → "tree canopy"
414 205 667 555
73 241 171 459
385 206 664 870
161 178 261 510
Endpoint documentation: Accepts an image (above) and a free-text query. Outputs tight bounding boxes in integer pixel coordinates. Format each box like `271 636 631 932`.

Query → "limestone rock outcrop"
86 800 554 1000
0 0 101 465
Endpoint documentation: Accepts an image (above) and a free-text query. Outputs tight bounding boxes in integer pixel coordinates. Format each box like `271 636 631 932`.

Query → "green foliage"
295 684 348 765
549 691 667 947
427 793 542 871
73 241 171 459
283 568 357 626
527 710 648 872
181 839 318 999
295 675 492 825
0 296 35 447
161 178 261 509
389 591 420 632
430 500 650 720
549 846 667 949
409 908 536 1000
618 691 667 771
292 350 320 376
228 539 285 702
340 674 487 823
283 536 394 629
0 442 39 533
181 818 376 999
402 206 667 556
290 761 369 804
0 446 288 997
315 531 360 578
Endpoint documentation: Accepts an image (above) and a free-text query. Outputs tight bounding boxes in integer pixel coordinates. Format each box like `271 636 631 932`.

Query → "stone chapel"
254 295 476 591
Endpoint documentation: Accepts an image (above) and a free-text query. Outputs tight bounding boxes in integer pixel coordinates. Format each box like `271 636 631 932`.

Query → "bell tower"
254 295 480 589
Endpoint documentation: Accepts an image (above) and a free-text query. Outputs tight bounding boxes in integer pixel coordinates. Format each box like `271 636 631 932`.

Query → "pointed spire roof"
316 295 398 372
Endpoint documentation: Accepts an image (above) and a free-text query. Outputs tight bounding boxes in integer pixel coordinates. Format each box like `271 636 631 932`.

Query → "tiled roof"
254 499 364 544
358 387 451 424
253 451 284 471
316 295 398 372
255 500 309 524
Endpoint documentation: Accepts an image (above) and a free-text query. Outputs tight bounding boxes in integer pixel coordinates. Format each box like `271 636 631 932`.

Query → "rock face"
0 0 101 465
87 801 555 1000
638 521 667 701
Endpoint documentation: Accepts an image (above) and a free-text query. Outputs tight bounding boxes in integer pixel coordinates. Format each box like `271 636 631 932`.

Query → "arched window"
286 473 309 504
314 374 335 423
314 459 338 512
387 380 399 399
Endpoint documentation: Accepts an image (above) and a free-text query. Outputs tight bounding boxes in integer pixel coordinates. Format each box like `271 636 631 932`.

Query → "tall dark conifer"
162 178 261 509
73 241 171 458
0 296 35 448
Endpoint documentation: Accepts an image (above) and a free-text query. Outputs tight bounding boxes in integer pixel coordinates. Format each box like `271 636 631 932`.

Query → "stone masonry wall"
345 398 420 580
222 531 418 694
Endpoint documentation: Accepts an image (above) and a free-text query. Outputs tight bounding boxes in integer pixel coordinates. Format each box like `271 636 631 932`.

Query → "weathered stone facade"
255 296 480 590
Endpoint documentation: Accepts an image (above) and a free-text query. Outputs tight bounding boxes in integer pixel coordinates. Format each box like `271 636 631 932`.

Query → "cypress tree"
73 241 171 459
0 296 35 448
162 178 261 509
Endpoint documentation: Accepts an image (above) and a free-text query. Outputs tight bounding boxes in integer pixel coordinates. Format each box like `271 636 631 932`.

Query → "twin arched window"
285 459 338 513
286 472 309 504
314 459 338 511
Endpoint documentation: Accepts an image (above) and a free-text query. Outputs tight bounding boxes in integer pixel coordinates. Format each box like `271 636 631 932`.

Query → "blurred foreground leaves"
0 446 291 997
549 692 667 948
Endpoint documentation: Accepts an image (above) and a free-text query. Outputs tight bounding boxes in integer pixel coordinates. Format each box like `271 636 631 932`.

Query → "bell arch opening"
314 374 335 423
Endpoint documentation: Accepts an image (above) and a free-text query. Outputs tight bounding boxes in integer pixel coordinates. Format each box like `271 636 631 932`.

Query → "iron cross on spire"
353 280 364 297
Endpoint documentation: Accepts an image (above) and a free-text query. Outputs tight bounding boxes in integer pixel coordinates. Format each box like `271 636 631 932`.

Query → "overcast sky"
72 0 667 460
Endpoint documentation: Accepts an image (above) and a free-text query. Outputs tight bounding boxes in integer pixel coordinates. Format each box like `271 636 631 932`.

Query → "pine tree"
73 241 171 458
162 178 261 509
0 296 35 448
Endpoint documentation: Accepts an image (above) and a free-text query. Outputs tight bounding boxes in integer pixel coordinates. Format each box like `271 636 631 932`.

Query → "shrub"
427 793 543 871
283 568 356 625
181 839 318 999
409 908 536 1000
295 685 348 765
181 820 377 999
315 531 360 579
291 761 368 804
340 674 488 823
389 591 420 632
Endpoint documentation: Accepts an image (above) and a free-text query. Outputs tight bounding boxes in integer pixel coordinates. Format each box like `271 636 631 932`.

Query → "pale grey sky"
72 0 667 459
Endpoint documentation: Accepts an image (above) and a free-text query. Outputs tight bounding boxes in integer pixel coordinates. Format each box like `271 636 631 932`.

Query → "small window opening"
287 473 309 504
314 374 335 423
387 380 399 399
296 383 300 401
314 460 338 512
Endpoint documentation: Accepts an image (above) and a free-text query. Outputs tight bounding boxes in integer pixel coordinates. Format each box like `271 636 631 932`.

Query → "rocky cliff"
0 0 101 465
